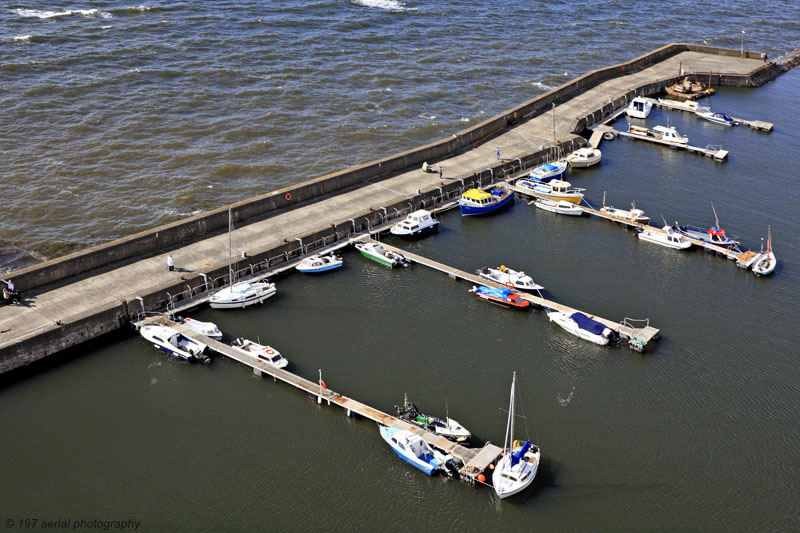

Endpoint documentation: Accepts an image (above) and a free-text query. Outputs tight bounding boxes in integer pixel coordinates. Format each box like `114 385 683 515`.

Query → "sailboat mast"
504 372 516 452
228 209 234 287
711 201 720 229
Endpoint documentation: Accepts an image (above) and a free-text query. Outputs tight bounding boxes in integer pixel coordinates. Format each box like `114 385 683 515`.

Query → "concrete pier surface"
0 45 790 372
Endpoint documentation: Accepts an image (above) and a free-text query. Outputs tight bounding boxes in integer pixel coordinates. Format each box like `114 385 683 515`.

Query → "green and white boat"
354 242 408 268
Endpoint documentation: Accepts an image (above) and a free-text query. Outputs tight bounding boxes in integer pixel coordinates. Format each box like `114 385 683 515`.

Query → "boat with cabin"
180 317 223 339
546 310 614 345
395 394 471 442
696 110 736 126
390 209 439 238
458 187 514 216
664 76 715 101
600 194 650 224
354 241 408 268
673 203 739 248
476 265 543 292
565 147 601 168
230 337 289 368
379 426 456 476
295 253 344 273
515 178 584 204
626 96 653 119
528 161 567 182
628 124 689 145
470 285 530 310
532 198 584 216
637 225 693 250
140 324 210 363
493 372 540 499
752 226 776 276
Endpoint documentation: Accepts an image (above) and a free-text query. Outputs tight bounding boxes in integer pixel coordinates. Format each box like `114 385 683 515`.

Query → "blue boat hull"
392 224 439 239
298 262 343 273
388 445 437 475
152 343 192 362
459 191 514 216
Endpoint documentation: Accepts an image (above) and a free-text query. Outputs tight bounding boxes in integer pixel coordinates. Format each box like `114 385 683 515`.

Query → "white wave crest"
531 81 554 90
352 0 405 11
13 8 112 20
13 35 32 41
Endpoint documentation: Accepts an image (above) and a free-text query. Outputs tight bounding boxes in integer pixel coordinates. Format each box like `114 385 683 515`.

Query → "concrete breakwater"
0 43 793 373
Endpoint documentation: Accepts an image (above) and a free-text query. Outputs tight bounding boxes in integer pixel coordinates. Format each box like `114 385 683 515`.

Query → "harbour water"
2 1 800 531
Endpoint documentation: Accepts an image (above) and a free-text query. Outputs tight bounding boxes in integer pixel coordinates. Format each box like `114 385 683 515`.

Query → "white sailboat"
493 372 540 499
209 209 276 309
752 226 776 276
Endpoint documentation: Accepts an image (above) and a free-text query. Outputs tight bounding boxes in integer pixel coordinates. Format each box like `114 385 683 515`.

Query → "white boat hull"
533 198 583 216
493 449 540 498
547 311 610 345
209 281 276 309
752 251 776 276
637 227 692 250
566 147 602 168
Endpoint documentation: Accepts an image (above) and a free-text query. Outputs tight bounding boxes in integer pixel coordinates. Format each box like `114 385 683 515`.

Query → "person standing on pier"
2 279 18 304
438 164 443 178
496 146 501 160
167 255 174 272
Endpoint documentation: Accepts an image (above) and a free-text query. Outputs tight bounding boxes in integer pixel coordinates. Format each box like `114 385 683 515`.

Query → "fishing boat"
493 372 540 499
673 203 739 248
628 124 689 145
396 394 471 442
180 317 223 339
514 179 584 204
476 265 544 292
664 76 715 101
379 426 455 476
752 226 776 276
389 209 439 238
139 324 210 363
565 147 602 168
230 337 288 368
527 161 567 182
210 209 277 309
696 110 736 126
625 96 652 119
458 187 514 216
354 241 408 268
546 310 614 345
637 225 693 250
295 253 343 273
470 285 530 310
600 194 650 224
532 198 584 216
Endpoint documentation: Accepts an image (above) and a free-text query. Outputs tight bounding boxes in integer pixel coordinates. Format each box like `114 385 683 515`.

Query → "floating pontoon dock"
364 237 660 349
135 315 502 482
647 97 774 132
594 125 729 161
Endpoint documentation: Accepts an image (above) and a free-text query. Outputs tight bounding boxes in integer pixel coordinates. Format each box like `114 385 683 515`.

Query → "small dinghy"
390 209 439 238
476 265 543 292
396 394 471 442
379 426 456 476
546 310 614 345
459 187 515 216
296 253 343 273
752 226 776 276
565 147 602 168
637 225 692 250
140 324 210 363
230 337 289 368
470 285 530 310
532 198 584 216
180 317 222 339
528 161 567 182
355 241 408 268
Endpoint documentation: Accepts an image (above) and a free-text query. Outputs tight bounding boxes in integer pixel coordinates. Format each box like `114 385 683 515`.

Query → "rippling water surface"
1 1 799 530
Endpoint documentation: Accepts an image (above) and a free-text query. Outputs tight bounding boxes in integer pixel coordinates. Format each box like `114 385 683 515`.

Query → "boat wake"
12 8 112 19
351 0 406 11
558 386 575 407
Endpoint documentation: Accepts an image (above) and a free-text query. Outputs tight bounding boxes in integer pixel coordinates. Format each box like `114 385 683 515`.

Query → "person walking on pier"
438 164 443 178
496 146 500 160
167 255 174 272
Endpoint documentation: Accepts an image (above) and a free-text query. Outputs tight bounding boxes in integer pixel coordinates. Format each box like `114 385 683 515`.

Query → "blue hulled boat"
458 187 514 216
528 161 567 182
471 285 530 310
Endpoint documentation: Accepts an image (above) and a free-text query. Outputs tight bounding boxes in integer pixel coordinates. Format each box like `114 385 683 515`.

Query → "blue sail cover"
569 312 607 335
477 286 514 299
510 440 532 467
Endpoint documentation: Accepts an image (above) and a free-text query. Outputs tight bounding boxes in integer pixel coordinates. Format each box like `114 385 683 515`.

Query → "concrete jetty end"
0 43 794 373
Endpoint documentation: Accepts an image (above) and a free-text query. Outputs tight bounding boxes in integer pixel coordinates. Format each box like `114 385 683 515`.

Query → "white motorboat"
396 395 471 442
637 225 693 250
493 372 540 499
180 317 223 339
652 125 688 144
210 209 277 309
565 147 602 168
354 241 408 268
140 324 209 363
296 254 343 273
696 111 736 126
476 265 543 292
600 195 650 224
230 337 289 368
625 96 652 119
390 209 439 238
528 161 567 182
546 310 613 345
379 426 454 476
532 198 584 216
515 179 584 204
752 226 776 276
656 98 710 113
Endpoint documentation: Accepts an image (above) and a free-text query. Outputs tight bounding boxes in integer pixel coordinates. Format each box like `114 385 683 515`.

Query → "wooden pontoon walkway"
646 97 774 132
137 316 501 480
594 125 729 161
365 238 660 347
